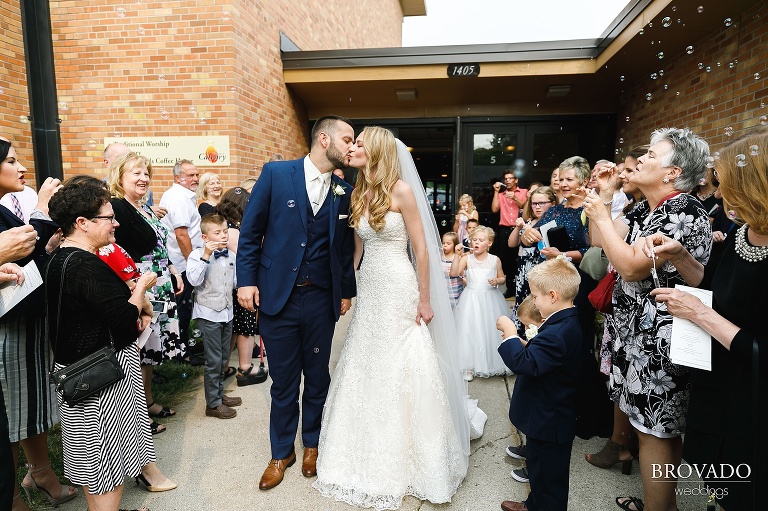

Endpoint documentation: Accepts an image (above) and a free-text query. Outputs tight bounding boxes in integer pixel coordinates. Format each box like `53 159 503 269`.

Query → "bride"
313 126 475 510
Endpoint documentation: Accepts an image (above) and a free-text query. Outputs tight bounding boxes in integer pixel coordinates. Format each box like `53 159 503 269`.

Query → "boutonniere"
524 324 539 341
332 183 345 200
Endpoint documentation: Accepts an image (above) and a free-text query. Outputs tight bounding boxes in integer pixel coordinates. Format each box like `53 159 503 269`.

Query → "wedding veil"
396 139 472 459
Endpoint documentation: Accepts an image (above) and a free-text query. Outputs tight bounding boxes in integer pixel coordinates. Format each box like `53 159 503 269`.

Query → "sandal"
223 366 237 380
147 401 175 418
20 464 77 506
150 420 166 435
585 439 633 474
615 496 644 511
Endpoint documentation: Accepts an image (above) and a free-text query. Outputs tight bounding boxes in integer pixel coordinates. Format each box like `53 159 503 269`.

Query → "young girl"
508 186 557 333
453 193 478 244
451 225 509 379
441 232 465 309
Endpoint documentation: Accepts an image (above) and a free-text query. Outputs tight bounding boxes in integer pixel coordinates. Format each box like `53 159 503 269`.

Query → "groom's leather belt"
296 278 312 287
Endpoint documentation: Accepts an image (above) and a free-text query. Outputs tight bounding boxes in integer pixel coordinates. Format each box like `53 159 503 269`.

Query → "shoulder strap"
46 250 77 371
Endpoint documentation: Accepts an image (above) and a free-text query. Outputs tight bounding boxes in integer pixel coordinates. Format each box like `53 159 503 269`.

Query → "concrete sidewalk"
57 301 707 511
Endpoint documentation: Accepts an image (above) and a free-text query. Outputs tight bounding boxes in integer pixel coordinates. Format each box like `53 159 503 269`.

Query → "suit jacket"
236 158 356 318
0 204 60 318
498 307 582 444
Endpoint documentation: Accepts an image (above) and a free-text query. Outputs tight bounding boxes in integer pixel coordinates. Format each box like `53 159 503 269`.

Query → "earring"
663 177 669 183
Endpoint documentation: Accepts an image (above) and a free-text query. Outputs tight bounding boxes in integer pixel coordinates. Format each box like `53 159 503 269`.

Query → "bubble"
182 373 187 379
625 116 630 122
234 187 243 194
648 22 653 28
615 149 620 155
672 5 677 11
199 117 207 125
88 139 97 149
532 160 538 167
724 18 732 27
650 73 658 80
0 86 3 94
736 154 747 167
664 84 669 90
697 6 704 13
58 101 68 111
639 29 644 35
662 17 672 27
657 52 664 59
189 106 197 114
620 75 625 81
710 105 715 110
713 151 720 160
646 93 652 101
760 116 768 125
750 145 760 156
676 91 680 96
160 109 170 120
659 69 664 76
536 103 540 108
706 66 711 72
705 156 715 168
222 11 231 21
116 6 126 17
698 178 706 185
19 115 28 124
677 18 682 24
698 63 704 69
158 74 166 82
728 210 736 220
725 126 733 137
619 137 624 144
114 131 122 138
717 62 721 67
230 86 236 92
755 73 761 80
137 26 145 35
729 62 735 69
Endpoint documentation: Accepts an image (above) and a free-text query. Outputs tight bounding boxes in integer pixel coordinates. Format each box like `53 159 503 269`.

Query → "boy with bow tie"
187 213 242 419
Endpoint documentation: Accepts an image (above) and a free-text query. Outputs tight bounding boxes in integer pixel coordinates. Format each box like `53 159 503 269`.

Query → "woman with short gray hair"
583 127 712 511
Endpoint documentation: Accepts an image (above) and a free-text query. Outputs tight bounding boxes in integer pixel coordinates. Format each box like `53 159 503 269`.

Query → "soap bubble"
651 73 658 80
230 86 236 93
116 7 126 17
114 131 122 138
19 115 28 124
698 178 706 185
137 26 145 35
158 74 166 82
662 17 672 27
189 106 197 114
729 62 735 69
698 63 704 69
0 86 3 94
706 66 711 72
88 139 97 149
686 46 694 54
664 84 669 90
625 116 630 122
222 11 231 21
672 5 677 11
160 109 170 120
199 117 207 125
724 18 732 27
620 75 625 81
750 145 760 156
717 62 721 67
646 93 652 101
725 126 733 137
615 149 620 155
639 29 644 35
659 69 664 76
759 115 767 125
648 22 653 28
532 160 538 167
657 52 664 59
755 73 761 80
676 91 680 96
710 105 715 110
728 210 736 220
736 154 747 167
713 151 720 160
58 101 68 111
705 156 715 168
697 6 704 13
619 138 624 144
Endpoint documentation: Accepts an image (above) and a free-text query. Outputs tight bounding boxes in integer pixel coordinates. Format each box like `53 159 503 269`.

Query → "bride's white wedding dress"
313 211 467 510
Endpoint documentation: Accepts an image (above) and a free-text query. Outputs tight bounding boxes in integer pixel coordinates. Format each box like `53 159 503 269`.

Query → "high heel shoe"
135 472 178 492
585 439 633 475
21 463 77 506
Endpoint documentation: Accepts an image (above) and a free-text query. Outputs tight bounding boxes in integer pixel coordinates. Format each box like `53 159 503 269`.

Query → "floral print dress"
136 206 184 365
608 194 711 436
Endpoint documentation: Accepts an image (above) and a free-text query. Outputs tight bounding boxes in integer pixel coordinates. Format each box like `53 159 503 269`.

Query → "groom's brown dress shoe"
259 450 296 490
302 447 318 477
501 501 528 511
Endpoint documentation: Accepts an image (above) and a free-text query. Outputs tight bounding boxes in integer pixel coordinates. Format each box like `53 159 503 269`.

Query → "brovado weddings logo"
653 462 752 501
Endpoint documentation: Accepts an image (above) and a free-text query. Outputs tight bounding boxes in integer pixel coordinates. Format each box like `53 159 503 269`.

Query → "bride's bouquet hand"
416 301 433 325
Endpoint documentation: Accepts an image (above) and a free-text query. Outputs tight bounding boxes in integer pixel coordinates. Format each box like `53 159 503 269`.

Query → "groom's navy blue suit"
237 158 356 459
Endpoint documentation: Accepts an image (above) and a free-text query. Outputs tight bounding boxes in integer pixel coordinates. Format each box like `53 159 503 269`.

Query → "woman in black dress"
648 126 768 510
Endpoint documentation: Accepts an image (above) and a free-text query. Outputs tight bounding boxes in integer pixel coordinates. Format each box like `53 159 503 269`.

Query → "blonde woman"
453 193 478 244
314 126 471 509
197 172 222 216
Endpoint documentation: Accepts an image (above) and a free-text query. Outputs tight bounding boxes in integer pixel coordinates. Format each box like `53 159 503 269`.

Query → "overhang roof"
282 0 760 119
400 0 426 17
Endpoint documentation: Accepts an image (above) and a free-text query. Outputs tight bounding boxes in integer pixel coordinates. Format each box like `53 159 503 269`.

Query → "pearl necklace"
734 224 768 262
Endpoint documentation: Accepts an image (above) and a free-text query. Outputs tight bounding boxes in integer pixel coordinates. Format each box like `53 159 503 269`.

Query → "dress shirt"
186 248 235 322
304 155 332 215
0 186 38 224
159 183 203 272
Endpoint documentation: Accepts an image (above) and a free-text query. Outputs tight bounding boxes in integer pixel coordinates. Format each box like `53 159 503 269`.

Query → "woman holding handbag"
46 178 174 511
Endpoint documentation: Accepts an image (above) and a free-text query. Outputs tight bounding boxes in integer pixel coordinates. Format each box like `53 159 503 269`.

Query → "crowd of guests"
1 124 766 511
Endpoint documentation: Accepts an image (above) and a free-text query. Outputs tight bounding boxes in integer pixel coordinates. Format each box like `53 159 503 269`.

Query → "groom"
237 115 357 490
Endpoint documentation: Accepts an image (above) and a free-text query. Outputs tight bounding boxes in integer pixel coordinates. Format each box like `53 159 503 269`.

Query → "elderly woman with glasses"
583 128 712 511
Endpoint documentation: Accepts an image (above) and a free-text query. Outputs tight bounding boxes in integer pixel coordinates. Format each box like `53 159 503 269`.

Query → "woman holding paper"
0 137 78 511
582 128 711 511
645 126 768 511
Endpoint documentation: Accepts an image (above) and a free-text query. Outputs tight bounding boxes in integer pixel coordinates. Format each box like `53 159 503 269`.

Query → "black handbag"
47 251 125 406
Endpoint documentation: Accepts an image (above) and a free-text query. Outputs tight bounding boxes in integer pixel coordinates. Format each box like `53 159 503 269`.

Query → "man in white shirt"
160 159 203 357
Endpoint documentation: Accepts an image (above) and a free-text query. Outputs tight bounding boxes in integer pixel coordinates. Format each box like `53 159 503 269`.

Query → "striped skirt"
0 316 57 443
56 341 156 494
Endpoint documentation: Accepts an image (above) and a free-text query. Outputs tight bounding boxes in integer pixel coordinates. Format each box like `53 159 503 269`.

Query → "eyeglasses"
530 201 553 207
91 215 117 224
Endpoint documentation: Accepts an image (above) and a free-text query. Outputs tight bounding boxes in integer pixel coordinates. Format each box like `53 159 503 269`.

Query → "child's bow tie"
213 248 229 259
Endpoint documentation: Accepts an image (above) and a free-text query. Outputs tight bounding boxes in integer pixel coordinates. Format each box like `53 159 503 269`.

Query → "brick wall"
615 1 768 157
1 0 403 196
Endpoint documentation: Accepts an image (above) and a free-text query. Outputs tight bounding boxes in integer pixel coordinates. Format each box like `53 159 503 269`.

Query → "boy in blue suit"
496 256 582 511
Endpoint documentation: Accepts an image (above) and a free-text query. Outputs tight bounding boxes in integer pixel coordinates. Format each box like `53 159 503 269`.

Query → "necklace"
734 224 768 262
696 189 715 202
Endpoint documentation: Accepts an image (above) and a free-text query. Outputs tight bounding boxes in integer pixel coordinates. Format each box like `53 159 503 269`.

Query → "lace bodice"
465 253 498 289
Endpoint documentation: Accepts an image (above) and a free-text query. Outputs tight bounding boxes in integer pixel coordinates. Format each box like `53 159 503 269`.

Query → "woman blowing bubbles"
645 126 768 511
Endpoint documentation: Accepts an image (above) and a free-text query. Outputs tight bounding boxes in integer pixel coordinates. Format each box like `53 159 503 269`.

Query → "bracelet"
200 258 210 264
603 199 614 205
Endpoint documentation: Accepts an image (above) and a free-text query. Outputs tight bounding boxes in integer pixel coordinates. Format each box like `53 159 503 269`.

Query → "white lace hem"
312 479 460 511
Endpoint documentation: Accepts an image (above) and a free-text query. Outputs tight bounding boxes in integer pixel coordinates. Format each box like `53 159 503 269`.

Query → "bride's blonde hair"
349 126 401 232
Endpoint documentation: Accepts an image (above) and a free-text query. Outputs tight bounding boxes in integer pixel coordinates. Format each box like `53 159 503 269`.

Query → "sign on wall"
103 136 231 167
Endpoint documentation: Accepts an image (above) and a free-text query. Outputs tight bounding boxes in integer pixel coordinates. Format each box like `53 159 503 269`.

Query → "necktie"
311 175 329 215
10 194 24 222
213 248 229 259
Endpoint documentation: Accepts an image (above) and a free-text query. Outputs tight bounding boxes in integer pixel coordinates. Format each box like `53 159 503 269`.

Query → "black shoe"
505 444 526 460
236 363 269 386
511 467 529 483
